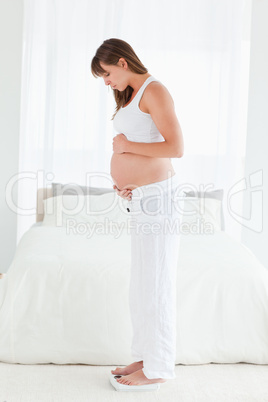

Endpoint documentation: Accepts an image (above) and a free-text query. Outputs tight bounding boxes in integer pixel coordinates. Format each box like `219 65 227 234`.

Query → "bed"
0 183 268 365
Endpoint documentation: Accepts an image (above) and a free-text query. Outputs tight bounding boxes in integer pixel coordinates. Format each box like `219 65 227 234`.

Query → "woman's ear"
118 57 127 69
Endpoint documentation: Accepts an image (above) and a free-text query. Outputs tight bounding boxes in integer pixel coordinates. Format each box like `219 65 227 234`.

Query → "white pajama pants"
126 173 181 380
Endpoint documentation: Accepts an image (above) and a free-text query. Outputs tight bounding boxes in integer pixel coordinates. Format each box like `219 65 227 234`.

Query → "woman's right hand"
113 184 132 200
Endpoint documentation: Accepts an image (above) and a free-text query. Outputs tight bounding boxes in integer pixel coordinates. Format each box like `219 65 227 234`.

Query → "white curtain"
17 0 249 243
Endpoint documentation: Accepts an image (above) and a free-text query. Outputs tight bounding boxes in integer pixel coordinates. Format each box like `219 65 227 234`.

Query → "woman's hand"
113 133 129 154
113 184 132 200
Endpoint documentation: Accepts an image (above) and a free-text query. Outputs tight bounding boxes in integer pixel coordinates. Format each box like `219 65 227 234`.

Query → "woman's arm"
113 82 184 158
124 138 182 158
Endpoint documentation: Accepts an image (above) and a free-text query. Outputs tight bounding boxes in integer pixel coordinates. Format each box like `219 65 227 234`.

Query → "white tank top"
113 75 165 143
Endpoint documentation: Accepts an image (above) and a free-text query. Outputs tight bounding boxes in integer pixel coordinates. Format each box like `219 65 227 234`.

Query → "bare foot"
111 360 143 376
116 368 167 386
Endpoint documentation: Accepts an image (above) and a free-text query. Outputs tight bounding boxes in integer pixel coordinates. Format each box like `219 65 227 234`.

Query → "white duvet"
0 223 268 365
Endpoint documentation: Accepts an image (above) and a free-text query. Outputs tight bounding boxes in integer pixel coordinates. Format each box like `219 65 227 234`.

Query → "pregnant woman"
91 38 184 390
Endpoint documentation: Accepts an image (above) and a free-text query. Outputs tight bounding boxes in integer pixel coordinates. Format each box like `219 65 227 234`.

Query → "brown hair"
91 38 148 120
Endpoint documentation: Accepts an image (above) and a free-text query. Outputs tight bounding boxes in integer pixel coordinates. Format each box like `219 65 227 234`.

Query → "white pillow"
180 197 222 235
42 193 130 229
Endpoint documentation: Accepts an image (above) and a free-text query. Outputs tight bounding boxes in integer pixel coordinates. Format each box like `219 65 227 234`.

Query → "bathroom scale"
110 373 161 392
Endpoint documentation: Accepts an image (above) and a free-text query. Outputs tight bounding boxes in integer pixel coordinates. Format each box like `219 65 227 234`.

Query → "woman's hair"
91 38 148 120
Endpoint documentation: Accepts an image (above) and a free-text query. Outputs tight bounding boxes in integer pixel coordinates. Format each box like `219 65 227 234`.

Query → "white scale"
110 373 161 392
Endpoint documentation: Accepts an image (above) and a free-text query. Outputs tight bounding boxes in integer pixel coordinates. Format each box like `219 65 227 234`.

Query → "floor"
1 362 268 402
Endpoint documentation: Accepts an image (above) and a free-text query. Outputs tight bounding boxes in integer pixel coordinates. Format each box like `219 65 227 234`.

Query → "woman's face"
99 60 128 91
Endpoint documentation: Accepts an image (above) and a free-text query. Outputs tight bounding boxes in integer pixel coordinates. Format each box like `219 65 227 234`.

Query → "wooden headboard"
36 187 53 222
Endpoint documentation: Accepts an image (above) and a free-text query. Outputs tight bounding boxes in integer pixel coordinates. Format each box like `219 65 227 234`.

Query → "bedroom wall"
241 0 268 270
0 0 23 273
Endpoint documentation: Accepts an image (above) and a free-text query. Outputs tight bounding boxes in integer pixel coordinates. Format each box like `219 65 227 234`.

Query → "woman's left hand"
113 133 128 154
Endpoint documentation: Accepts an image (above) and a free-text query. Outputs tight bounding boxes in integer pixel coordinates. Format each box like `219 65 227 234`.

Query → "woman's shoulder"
143 79 174 106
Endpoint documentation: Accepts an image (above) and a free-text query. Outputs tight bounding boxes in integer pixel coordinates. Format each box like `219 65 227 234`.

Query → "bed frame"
36 187 53 223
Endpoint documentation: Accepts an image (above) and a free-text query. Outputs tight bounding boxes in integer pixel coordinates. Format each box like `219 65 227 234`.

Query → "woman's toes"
111 368 120 374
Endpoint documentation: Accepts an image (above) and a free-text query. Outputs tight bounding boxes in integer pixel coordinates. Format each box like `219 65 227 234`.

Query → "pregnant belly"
110 152 175 190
